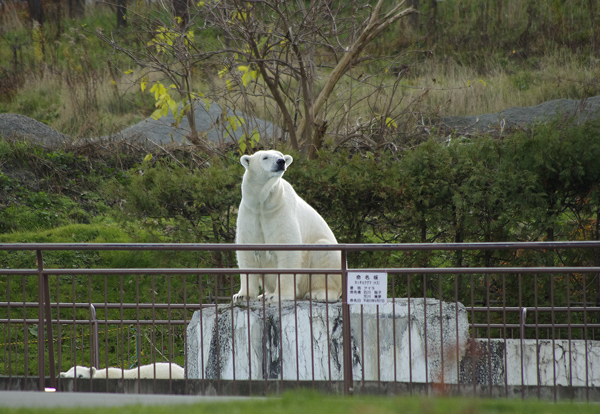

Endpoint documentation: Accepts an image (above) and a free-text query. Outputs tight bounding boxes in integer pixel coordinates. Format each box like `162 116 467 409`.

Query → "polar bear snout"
273 158 286 172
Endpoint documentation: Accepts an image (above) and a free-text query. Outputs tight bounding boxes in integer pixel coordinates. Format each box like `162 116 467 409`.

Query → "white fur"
233 150 342 303
59 362 185 379
59 365 93 378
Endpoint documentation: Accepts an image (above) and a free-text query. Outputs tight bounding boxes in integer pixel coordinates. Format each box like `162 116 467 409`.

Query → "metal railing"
2 242 600 400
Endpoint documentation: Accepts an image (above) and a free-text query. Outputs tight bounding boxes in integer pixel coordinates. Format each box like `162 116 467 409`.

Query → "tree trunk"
590 0 598 52
68 0 84 19
427 0 437 41
117 0 128 29
173 0 189 28
409 0 419 29
27 0 45 25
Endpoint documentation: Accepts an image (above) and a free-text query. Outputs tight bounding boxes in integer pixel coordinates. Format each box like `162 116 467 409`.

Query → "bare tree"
93 0 415 157
208 0 415 156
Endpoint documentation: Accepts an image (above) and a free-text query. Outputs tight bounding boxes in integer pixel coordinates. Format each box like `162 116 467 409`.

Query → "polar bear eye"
263 156 268 160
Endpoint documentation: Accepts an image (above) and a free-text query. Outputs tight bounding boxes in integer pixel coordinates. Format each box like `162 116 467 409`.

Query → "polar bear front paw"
232 293 250 303
258 293 298 303
304 290 341 302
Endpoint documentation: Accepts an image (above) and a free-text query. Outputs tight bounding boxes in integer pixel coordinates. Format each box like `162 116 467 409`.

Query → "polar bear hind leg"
304 244 342 302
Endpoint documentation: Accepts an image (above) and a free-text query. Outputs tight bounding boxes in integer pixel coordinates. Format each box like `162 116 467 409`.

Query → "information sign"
346 271 388 305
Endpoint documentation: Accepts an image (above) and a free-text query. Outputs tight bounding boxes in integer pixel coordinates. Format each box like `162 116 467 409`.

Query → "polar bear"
233 150 342 303
59 362 185 379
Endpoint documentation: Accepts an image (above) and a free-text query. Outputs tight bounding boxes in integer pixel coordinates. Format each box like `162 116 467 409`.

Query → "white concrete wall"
460 338 600 387
186 298 470 382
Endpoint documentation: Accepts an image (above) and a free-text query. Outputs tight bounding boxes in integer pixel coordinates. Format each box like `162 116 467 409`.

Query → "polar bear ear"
284 155 293 167
240 155 251 169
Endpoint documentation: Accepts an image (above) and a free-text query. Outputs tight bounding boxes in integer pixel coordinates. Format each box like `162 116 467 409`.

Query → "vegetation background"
1 0 600 382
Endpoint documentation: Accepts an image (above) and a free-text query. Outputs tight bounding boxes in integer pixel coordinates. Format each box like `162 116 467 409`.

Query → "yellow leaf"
124 69 134 74
144 154 153 162
251 130 260 145
168 99 179 115
226 79 233 91
467 80 471 87
228 116 238 132
151 109 163 120
478 79 487 87
385 117 397 129
141 77 148 92
238 65 249 72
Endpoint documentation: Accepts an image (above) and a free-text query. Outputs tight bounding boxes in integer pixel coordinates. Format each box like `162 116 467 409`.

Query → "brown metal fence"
2 242 600 400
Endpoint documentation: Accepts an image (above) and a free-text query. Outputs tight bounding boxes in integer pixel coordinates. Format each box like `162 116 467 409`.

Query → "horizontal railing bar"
472 323 600 329
0 302 202 309
0 319 188 325
1 241 600 251
3 319 598 329
4 318 599 327
466 306 600 312
2 267 600 275
0 270 39 275
3 303 600 313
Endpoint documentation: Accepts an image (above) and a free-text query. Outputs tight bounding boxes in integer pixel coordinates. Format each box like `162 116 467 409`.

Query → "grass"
402 49 600 118
1 391 600 413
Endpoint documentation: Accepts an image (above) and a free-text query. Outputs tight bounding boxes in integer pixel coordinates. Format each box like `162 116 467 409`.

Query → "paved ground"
0 390 256 408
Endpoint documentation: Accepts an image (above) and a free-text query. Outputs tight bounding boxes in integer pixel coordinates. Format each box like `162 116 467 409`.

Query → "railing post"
520 307 527 340
36 250 45 391
43 272 56 389
341 249 353 395
37 250 57 390
90 305 100 369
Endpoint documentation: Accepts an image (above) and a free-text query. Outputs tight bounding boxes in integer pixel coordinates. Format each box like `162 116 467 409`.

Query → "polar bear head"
59 366 96 378
240 150 293 179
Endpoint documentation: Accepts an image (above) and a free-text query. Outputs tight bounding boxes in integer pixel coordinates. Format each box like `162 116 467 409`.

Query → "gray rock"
106 102 276 146
0 102 276 148
441 96 600 134
3 95 600 148
0 113 73 146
